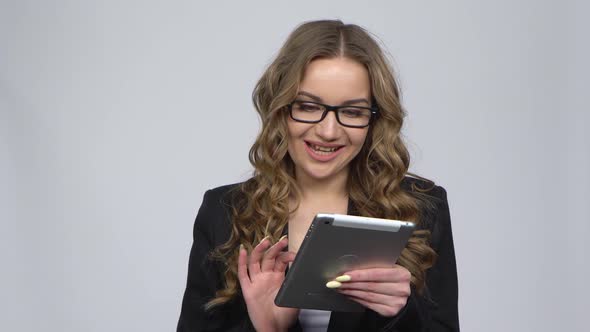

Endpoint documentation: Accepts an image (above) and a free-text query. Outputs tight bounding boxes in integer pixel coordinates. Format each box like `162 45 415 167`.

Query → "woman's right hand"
237 236 298 332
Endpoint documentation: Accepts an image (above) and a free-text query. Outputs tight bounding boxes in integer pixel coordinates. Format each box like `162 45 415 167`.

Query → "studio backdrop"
1 1 588 331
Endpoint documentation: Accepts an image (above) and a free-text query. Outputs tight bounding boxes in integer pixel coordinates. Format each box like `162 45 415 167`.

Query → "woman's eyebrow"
297 91 370 106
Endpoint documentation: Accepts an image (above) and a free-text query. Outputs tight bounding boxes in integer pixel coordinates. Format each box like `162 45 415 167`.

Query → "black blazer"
177 177 459 331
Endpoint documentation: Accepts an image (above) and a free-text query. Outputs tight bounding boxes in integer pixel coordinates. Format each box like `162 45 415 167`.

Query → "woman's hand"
237 236 298 332
330 265 412 317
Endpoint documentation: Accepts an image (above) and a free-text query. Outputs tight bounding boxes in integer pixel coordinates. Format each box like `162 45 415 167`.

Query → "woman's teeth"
309 143 339 154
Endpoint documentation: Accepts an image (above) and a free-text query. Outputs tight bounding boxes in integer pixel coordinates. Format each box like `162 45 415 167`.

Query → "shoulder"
203 182 243 204
401 175 448 202
401 175 451 235
193 182 244 247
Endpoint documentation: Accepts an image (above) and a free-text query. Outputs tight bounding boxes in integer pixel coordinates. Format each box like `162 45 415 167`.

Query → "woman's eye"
340 108 365 117
299 103 321 112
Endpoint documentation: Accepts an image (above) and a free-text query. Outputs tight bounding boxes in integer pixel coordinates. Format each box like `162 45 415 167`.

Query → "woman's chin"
299 166 345 182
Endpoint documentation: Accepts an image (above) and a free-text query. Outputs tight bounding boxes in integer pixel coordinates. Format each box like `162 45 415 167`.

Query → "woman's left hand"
331 264 412 317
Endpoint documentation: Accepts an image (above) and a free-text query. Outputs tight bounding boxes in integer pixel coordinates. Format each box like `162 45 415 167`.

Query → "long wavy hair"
206 20 436 310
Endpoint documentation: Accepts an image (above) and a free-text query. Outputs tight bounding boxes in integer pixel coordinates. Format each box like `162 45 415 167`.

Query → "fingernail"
259 236 269 244
278 235 288 242
335 275 351 282
326 281 342 289
239 244 244 251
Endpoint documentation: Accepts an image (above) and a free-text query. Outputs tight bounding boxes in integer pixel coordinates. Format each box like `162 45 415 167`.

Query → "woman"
177 20 459 332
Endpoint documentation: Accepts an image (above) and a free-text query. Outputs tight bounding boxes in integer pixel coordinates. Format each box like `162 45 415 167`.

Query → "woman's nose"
315 111 341 140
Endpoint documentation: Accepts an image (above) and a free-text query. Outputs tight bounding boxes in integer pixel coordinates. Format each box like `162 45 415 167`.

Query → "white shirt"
298 309 331 332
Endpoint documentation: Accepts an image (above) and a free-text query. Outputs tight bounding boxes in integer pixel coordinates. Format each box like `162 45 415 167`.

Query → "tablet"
274 213 415 312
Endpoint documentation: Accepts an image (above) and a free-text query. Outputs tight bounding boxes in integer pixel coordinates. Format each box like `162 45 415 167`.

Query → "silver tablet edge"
316 213 415 232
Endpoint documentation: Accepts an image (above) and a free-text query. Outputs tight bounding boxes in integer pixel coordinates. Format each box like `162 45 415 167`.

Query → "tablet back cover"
275 214 414 312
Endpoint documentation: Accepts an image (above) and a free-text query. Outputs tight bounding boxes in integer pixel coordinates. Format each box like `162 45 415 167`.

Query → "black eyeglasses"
287 100 378 128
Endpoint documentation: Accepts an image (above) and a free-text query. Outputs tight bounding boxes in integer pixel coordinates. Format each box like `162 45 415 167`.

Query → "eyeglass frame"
286 100 379 128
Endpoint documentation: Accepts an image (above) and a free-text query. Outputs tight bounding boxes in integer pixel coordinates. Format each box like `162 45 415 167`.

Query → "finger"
248 237 271 277
237 245 251 288
260 236 289 272
343 265 411 283
337 289 394 307
337 281 410 297
344 294 406 317
274 251 296 272
338 288 409 315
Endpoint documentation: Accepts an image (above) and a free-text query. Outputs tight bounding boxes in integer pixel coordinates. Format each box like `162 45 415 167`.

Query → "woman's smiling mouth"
304 141 345 161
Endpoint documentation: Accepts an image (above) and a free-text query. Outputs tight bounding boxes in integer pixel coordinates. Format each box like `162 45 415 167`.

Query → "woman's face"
287 57 371 183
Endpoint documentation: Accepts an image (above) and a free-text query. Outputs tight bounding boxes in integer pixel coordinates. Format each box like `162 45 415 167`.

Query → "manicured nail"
278 235 288 242
326 281 342 289
335 275 351 282
239 244 244 251
259 236 269 244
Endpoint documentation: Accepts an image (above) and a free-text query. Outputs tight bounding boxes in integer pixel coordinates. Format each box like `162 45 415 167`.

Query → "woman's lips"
303 141 345 162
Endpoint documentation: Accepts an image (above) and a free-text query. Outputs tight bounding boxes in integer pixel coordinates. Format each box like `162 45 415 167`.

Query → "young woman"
177 20 459 332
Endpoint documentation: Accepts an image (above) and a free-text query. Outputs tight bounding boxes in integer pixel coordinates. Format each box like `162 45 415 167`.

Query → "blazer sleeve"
425 186 460 331
177 189 256 332
372 185 460 332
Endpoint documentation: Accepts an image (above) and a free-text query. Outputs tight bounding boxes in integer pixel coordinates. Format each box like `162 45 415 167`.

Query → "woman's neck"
294 168 349 202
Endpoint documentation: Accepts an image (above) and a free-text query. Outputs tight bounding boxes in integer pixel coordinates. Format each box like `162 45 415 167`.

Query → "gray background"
1 1 588 331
